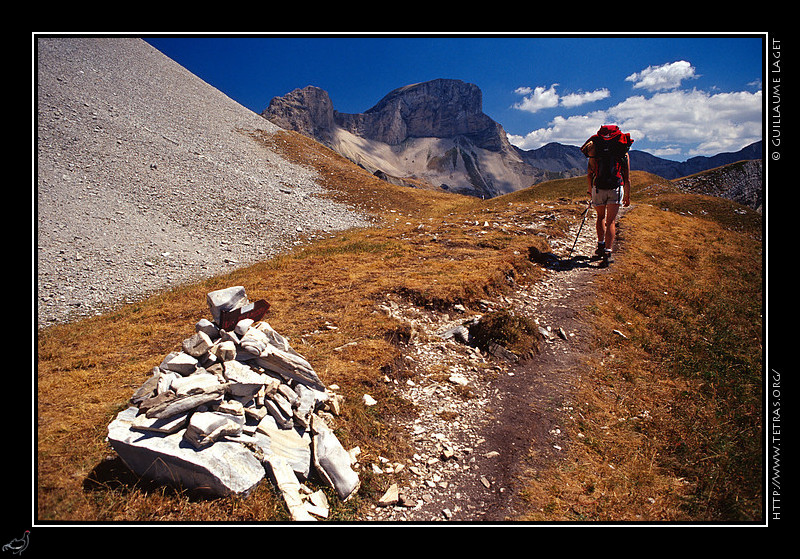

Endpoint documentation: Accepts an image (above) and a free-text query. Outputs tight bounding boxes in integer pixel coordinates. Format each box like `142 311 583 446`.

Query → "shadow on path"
528 246 607 271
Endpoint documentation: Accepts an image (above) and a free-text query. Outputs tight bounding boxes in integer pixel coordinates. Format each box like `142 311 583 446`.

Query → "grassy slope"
36 131 763 522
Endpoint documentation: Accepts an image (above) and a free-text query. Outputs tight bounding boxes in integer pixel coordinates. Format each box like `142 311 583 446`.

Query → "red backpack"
581 125 633 189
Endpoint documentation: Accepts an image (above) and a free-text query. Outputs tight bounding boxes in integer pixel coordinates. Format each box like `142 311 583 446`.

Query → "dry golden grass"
37 131 763 523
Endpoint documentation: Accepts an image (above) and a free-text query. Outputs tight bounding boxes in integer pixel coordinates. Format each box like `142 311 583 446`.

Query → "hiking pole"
568 200 592 258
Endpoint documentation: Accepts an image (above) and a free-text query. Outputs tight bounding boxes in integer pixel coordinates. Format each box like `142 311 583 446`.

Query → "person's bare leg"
595 205 606 245
604 203 621 251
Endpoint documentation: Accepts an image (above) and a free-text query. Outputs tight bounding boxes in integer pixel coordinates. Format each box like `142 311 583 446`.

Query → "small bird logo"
2 531 29 555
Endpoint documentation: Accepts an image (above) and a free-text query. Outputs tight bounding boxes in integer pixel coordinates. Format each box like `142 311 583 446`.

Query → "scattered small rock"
378 483 399 507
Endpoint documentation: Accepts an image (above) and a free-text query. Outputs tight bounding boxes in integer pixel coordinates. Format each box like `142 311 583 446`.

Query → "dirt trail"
366 206 623 522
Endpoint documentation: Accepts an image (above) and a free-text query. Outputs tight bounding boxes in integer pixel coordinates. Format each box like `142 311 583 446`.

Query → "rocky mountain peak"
366 78 483 116
264 78 509 152
353 79 503 148
262 79 534 197
263 85 336 141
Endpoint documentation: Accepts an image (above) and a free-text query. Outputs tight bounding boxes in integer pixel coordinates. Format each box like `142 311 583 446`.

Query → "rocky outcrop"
262 85 337 143
672 159 763 212
338 80 507 151
263 80 549 198
265 80 505 149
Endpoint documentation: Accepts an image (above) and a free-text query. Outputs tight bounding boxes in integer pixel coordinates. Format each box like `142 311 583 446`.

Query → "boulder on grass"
108 407 264 498
311 414 360 501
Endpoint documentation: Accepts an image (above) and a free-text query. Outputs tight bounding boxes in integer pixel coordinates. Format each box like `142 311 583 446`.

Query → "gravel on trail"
36 37 373 329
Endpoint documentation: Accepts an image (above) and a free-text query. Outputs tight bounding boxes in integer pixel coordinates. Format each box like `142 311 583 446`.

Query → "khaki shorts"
592 185 623 206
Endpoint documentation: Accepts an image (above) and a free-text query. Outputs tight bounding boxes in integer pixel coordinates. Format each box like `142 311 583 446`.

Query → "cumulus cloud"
561 89 611 108
508 113 604 150
508 87 762 157
625 60 699 92
512 84 559 113
509 59 761 158
512 84 610 113
608 89 762 154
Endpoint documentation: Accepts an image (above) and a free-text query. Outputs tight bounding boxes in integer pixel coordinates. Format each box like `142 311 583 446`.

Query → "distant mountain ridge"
517 140 764 181
629 141 763 180
263 79 762 197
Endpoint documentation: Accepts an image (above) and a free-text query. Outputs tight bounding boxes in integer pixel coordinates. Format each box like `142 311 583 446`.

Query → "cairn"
107 286 359 520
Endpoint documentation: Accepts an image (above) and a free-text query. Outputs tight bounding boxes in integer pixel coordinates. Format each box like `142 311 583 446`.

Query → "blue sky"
144 34 764 161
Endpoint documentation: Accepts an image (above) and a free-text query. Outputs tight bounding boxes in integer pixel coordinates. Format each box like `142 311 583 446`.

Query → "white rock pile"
107 286 359 520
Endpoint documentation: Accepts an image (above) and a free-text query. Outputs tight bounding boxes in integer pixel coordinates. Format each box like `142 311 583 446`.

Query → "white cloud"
512 84 559 113
608 89 762 155
509 59 761 158
508 113 604 150
560 88 610 108
648 146 684 158
512 84 610 113
509 88 762 157
625 60 698 92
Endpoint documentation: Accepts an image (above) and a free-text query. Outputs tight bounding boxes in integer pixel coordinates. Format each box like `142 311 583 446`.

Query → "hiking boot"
602 249 614 265
594 243 606 257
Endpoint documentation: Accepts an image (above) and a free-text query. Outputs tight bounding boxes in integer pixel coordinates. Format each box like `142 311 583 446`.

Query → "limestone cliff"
263 79 548 198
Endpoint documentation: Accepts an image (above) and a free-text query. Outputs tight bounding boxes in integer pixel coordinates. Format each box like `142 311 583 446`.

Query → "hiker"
580 125 633 263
